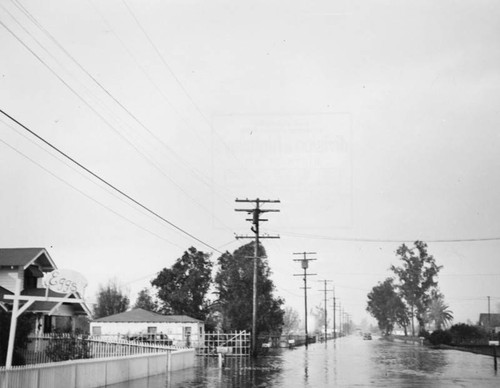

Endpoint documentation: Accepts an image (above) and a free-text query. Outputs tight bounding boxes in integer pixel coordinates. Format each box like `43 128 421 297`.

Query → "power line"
120 0 268 193
0 131 184 250
0 109 222 254
10 0 234 202
273 230 500 243
1 116 197 243
1 2 236 234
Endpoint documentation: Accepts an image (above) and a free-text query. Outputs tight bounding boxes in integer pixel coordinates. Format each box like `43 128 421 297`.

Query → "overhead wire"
120 0 270 194
85 0 241 200
0 108 223 254
2 1 237 235
0 115 204 250
0 124 185 250
270 229 500 243
12 0 222 194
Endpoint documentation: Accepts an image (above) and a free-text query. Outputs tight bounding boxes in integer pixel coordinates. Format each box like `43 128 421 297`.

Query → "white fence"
0 349 195 388
22 334 180 365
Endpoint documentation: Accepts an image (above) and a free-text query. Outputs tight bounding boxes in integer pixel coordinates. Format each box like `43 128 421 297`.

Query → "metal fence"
20 334 178 365
197 331 251 357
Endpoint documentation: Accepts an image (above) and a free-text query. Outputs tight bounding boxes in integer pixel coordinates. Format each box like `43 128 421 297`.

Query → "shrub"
428 329 452 345
45 330 91 362
449 323 487 345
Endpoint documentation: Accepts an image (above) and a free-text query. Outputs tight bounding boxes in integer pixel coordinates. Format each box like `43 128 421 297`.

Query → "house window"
92 326 102 336
183 327 192 347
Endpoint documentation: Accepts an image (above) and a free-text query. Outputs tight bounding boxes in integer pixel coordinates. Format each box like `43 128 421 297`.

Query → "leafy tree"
282 306 300 335
134 288 158 312
214 242 284 334
426 291 453 330
94 279 130 319
391 241 441 336
367 278 408 336
151 247 212 320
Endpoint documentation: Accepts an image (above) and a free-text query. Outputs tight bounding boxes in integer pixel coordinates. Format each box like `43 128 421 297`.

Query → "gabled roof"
0 248 56 270
93 308 202 323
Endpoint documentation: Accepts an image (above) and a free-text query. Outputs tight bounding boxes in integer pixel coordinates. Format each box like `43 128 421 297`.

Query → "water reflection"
107 336 500 388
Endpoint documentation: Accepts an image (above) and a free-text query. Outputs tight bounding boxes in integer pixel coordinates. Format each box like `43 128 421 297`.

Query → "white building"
90 308 205 347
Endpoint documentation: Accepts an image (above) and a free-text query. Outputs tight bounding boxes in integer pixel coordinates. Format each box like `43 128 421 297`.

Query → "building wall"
89 321 204 346
0 266 45 293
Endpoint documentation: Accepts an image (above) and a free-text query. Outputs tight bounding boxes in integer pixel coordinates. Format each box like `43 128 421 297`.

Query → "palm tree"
426 294 453 331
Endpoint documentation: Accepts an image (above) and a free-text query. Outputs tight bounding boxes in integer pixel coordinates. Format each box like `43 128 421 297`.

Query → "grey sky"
1 0 500 326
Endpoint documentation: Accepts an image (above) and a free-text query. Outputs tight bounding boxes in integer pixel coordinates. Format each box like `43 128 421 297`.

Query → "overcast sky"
1 0 500 327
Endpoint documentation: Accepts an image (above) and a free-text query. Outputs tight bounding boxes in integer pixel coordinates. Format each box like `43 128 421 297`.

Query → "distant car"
363 333 372 340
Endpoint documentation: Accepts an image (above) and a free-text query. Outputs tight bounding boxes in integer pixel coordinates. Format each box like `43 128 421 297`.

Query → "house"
479 313 500 333
0 248 91 334
90 308 205 347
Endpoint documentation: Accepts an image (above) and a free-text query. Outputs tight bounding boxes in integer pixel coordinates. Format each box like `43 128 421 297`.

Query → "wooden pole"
494 346 497 372
252 220 259 357
6 278 21 368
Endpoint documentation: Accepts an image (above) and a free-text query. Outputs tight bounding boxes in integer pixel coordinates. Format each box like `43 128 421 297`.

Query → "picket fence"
0 349 195 388
21 334 179 365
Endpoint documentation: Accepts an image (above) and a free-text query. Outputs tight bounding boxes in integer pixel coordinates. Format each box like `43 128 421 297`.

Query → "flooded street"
109 336 500 387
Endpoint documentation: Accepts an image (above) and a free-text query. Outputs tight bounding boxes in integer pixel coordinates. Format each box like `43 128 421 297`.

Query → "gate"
197 331 250 357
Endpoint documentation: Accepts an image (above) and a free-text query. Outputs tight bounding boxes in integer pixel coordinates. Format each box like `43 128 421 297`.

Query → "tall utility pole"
235 198 280 357
319 280 333 341
293 252 317 347
338 303 342 336
332 287 336 339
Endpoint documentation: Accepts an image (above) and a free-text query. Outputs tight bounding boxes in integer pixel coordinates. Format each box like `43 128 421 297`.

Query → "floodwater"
107 335 500 387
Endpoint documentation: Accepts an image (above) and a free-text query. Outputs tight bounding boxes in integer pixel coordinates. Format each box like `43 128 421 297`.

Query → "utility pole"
339 303 342 337
488 296 491 330
293 252 317 347
235 198 280 357
332 287 336 339
319 280 333 342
